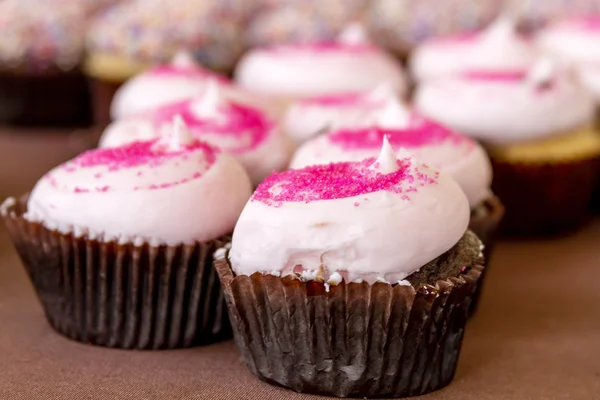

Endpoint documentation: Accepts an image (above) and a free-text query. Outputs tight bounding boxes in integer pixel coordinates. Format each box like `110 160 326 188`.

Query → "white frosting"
578 66 600 101
290 100 492 207
100 87 294 185
537 19 600 65
229 140 470 284
26 119 252 245
283 83 399 144
234 25 407 101
415 62 595 144
410 16 537 82
110 51 278 120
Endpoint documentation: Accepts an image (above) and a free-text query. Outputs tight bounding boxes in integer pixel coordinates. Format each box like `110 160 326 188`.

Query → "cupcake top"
100 82 294 185
85 0 244 75
0 0 118 72
415 60 595 145
537 17 600 64
410 16 537 82
229 138 470 284
234 24 407 100
26 117 252 245
291 98 492 208
111 51 276 120
283 83 397 144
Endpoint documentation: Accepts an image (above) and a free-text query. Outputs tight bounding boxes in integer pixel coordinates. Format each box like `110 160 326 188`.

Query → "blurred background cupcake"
0 0 118 126
84 0 247 126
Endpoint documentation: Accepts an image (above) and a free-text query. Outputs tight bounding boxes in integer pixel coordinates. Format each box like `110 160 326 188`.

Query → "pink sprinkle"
64 167 76 173
354 202 360 207
137 171 143 177
96 186 110 192
192 172 202 179
74 187 89 193
461 70 528 82
303 92 364 107
401 195 409 201
328 119 466 151
94 173 102 179
252 158 435 205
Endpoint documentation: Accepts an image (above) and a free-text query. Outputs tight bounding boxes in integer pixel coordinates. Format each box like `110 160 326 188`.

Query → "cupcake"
235 23 407 107
416 60 600 235
84 0 245 125
1 117 253 349
409 16 537 83
291 96 502 311
0 0 117 126
215 139 484 397
283 83 395 144
367 0 501 60
111 51 277 121
99 82 294 185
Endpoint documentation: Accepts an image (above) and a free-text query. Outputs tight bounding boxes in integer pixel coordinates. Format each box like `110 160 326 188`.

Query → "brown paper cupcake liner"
0 68 91 126
1 196 231 349
468 195 504 314
491 157 600 237
215 249 483 398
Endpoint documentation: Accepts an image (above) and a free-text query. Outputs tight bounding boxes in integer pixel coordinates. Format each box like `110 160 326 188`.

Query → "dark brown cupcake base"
491 157 600 237
0 69 91 126
88 77 123 127
215 250 483 398
468 196 504 314
1 197 231 350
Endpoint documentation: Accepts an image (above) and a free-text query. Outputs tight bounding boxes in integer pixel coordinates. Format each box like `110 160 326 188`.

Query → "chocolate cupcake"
98 82 293 186
290 94 502 311
416 59 600 236
216 139 484 398
235 24 407 109
1 118 252 349
0 0 117 126
84 0 246 125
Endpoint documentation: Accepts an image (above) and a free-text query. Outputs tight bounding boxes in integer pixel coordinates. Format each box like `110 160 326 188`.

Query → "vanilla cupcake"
283 83 396 144
215 139 483 397
416 60 600 235
1 118 252 349
100 82 294 185
110 51 277 121
235 24 407 106
410 16 537 83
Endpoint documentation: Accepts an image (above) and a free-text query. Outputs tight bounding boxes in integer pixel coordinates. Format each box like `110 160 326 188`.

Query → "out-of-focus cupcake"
245 0 370 47
410 16 537 83
235 23 407 108
110 51 277 122
367 0 501 60
283 83 395 144
99 82 294 185
416 60 600 236
291 96 501 311
0 0 118 126
507 0 600 32
1 117 252 349
215 139 484 397
84 0 246 125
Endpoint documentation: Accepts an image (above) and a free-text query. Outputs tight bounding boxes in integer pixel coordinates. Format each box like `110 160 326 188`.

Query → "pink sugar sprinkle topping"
253 157 436 205
150 100 273 154
462 69 528 82
329 119 466 150
303 92 365 107
69 139 217 171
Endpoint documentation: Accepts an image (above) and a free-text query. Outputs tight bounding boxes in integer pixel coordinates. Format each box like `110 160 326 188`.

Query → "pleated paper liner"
1 195 231 350
468 195 504 314
215 247 483 398
491 157 600 237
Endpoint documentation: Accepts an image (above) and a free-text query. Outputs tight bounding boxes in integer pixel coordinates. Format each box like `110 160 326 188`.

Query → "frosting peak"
170 50 198 69
369 136 402 174
480 15 519 44
190 80 224 119
337 23 370 46
153 115 196 152
374 97 411 129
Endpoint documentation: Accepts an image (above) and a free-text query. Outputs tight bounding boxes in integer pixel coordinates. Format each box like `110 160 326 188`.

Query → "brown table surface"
1 129 599 400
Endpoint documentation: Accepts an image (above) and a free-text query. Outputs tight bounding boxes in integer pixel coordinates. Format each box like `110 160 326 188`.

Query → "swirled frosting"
229 138 470 284
26 117 253 245
100 82 294 184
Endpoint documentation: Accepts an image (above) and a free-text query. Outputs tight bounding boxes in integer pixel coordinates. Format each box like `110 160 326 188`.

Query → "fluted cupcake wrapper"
491 157 600 236
1 196 231 350
215 250 483 398
468 195 504 314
